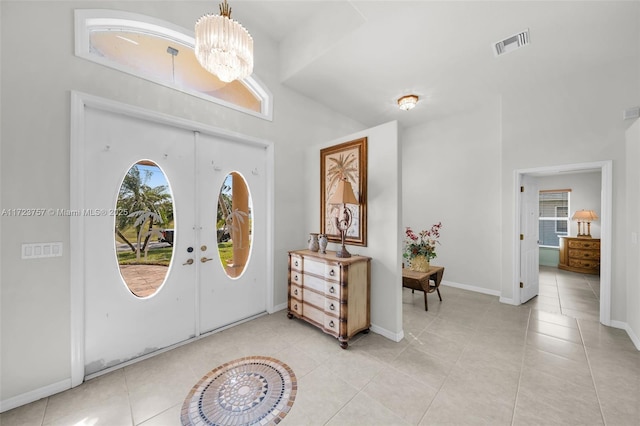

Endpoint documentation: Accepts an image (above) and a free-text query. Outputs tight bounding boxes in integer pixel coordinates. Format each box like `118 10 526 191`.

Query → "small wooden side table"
402 266 445 311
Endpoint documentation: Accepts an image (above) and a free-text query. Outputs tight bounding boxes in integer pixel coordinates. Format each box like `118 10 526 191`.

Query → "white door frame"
70 91 275 387
512 160 612 326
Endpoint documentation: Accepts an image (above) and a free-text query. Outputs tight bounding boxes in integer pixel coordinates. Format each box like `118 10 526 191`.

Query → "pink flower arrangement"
403 222 442 261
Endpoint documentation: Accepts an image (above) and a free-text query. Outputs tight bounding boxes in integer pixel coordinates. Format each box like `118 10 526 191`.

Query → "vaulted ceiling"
231 1 638 129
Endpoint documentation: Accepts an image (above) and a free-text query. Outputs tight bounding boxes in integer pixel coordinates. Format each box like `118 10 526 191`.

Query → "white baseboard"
370 323 404 343
441 280 501 297
499 297 517 305
610 320 640 351
271 302 287 313
0 378 71 413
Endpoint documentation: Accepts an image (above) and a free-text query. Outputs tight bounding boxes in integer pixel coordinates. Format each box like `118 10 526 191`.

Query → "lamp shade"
328 179 359 205
571 210 599 221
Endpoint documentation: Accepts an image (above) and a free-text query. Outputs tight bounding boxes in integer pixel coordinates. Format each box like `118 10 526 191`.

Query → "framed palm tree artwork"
320 137 367 247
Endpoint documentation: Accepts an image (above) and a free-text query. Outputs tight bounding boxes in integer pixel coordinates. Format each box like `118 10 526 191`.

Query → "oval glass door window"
115 160 174 297
217 172 253 278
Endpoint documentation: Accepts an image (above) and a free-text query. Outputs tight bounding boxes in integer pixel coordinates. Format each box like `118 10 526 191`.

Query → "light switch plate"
22 242 63 259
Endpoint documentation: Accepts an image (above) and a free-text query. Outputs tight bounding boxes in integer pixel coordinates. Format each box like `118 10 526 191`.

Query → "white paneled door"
81 105 268 377
520 174 540 304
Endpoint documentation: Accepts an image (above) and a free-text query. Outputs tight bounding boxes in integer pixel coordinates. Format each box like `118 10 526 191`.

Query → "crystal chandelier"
195 0 253 83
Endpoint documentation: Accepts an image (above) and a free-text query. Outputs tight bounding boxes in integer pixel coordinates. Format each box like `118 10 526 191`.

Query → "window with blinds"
539 190 570 247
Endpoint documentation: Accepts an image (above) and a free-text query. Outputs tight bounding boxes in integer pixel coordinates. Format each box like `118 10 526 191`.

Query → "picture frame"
320 137 367 247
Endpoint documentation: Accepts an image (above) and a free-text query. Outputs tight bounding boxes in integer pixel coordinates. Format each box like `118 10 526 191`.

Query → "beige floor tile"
350 331 409 364
424 317 477 345
422 384 514 425
561 307 601 322
44 394 133 426
0 398 47 426
126 362 198 425
526 300 562 314
515 370 604 426
538 286 559 298
522 347 593 388
526 331 587 362
403 307 436 337
43 369 128 424
138 403 181 425
326 348 385 390
528 319 583 344
410 330 466 362
532 294 563 307
326 392 409 426
391 346 455 390
531 309 578 328
283 365 358 425
5 267 638 426
362 367 437 425
440 362 521 406
272 346 320 379
455 344 524 374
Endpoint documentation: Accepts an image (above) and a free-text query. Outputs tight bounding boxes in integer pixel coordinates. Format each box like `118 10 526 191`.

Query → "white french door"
197 133 267 333
79 102 269 378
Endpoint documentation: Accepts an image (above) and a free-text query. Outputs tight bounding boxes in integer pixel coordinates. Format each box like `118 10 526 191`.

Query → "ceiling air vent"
494 29 530 57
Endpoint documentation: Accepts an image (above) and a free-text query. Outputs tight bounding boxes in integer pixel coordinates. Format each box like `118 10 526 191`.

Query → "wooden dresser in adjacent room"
558 236 600 275
287 249 371 348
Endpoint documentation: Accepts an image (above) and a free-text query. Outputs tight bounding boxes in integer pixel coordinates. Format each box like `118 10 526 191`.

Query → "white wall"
402 98 503 295
0 1 365 406
625 120 640 347
500 58 639 316
400 35 639 340
305 122 403 340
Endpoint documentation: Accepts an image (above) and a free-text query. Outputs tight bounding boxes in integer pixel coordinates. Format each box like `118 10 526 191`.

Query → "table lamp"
571 209 599 238
328 178 359 258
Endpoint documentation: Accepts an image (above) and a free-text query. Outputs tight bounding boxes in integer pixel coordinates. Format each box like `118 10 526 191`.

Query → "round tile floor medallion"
181 356 297 425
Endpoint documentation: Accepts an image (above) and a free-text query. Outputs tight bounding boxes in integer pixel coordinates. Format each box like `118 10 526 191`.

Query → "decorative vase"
410 255 430 272
308 233 320 252
318 234 328 254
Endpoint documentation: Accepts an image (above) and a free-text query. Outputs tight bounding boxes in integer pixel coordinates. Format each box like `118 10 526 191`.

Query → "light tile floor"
2 267 638 425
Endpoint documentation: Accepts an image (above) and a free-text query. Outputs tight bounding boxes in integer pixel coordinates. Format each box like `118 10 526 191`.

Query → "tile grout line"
416 300 496 426
122 367 137 426
39 397 50 426
576 320 608 426
510 306 532 426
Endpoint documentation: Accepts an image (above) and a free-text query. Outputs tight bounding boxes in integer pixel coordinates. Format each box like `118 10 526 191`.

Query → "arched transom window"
74 9 272 120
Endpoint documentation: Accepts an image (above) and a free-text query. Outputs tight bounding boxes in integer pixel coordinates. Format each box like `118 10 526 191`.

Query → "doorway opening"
514 160 612 326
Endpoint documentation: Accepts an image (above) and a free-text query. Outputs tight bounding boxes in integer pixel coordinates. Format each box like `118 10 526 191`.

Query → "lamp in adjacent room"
195 0 253 83
328 177 359 258
572 209 599 238
397 94 419 111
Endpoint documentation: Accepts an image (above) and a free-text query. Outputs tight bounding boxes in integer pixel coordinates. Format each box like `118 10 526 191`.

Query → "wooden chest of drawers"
287 249 371 349
558 237 600 275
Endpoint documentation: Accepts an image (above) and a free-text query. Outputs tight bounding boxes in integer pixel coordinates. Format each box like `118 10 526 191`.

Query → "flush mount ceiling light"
195 0 253 83
397 95 419 111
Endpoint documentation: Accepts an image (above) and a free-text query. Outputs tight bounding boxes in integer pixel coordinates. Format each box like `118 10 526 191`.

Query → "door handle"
183 259 194 265
201 257 214 263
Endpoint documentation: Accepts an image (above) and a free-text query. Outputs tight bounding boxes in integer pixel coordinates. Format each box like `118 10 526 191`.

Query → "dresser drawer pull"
294 274 299 281
329 286 335 294
295 260 299 267
329 303 335 311
329 269 335 276
294 288 299 296
329 320 335 328
293 303 298 310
